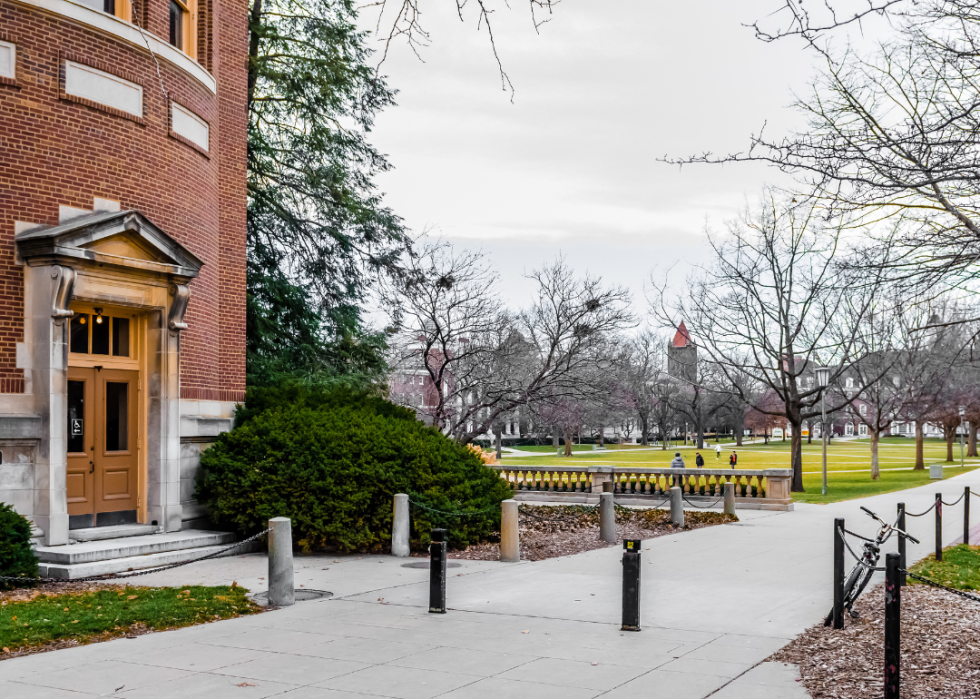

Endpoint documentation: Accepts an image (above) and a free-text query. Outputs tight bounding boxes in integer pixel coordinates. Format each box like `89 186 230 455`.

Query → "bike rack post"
965 486 971 547
935 493 943 562
897 503 907 587
833 517 844 630
621 539 641 632
429 528 447 614
884 552 901 699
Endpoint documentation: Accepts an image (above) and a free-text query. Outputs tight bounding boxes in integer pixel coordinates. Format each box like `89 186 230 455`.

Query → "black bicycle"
824 506 919 625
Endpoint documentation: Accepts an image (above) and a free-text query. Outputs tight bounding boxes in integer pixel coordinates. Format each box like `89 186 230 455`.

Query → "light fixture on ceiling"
94 308 104 324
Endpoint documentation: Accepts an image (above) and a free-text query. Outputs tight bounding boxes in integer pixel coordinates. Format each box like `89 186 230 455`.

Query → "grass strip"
909 544 980 591
0 584 260 655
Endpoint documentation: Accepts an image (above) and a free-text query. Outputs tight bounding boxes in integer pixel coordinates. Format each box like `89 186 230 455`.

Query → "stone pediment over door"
16 210 204 282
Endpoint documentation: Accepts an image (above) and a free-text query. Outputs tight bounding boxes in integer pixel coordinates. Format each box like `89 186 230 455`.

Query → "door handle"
89 461 94 474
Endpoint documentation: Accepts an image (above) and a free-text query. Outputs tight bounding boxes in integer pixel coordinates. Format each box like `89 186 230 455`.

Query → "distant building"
667 321 697 384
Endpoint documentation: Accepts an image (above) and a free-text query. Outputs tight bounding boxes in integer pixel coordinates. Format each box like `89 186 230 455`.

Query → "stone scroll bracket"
168 284 190 331
51 265 76 320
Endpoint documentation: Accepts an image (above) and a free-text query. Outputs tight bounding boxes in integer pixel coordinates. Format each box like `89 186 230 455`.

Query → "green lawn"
0 585 259 654
500 437 979 504
910 544 980 591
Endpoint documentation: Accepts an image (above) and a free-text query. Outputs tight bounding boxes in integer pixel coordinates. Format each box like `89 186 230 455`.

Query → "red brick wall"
0 0 246 402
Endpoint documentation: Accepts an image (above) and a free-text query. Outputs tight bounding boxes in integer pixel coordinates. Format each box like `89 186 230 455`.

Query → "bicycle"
823 505 919 626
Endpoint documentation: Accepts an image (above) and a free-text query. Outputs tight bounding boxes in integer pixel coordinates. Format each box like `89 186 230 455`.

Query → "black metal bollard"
965 486 971 547
884 553 901 699
897 503 907 587
935 493 943 562
429 528 447 614
621 539 641 631
833 517 844 630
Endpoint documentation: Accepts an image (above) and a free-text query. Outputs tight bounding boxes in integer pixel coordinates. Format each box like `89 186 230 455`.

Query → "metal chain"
408 497 499 518
902 570 980 604
0 528 270 586
837 525 865 562
905 501 937 518
942 493 966 507
682 496 725 509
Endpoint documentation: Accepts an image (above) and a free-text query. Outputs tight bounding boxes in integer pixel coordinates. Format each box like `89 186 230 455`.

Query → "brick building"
0 0 246 547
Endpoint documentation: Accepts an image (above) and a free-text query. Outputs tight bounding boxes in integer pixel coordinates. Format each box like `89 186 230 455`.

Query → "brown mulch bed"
771 583 980 698
448 505 737 561
0 580 124 604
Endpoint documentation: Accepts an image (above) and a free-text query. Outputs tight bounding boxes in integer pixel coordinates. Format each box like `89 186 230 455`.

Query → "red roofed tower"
668 321 697 383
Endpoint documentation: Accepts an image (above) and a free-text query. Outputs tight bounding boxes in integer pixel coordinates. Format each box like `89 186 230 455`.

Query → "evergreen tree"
247 0 406 385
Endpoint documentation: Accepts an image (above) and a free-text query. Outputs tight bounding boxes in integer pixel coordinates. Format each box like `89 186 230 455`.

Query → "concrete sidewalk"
2 469 977 698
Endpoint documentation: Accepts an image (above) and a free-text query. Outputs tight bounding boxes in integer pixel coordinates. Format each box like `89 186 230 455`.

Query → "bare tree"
651 192 893 491
614 330 670 446
364 0 558 94
691 1 980 297
385 248 633 442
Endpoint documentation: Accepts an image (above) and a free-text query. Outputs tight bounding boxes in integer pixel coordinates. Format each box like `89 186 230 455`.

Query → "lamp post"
959 405 966 469
816 367 831 496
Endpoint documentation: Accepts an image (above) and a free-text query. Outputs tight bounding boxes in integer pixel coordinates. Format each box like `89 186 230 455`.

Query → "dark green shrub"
0 503 39 590
196 387 512 552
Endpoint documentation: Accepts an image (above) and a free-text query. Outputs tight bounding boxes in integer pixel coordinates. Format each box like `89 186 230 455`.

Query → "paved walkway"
2 469 978 698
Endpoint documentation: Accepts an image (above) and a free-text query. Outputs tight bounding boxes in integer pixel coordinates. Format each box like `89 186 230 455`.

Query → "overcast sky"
357 1 842 314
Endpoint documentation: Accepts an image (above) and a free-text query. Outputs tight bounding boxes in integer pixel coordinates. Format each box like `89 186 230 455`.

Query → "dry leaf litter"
771 583 980 698
448 504 736 561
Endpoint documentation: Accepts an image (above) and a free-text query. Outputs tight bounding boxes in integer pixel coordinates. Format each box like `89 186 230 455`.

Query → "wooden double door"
66 367 140 528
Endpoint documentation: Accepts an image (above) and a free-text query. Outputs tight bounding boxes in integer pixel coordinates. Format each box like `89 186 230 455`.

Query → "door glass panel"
67 380 85 453
92 315 110 355
70 315 89 354
112 317 130 357
105 382 128 451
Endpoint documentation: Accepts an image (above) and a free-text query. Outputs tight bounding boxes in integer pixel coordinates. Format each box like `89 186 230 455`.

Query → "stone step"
34 529 237 565
69 524 161 542
37 543 243 580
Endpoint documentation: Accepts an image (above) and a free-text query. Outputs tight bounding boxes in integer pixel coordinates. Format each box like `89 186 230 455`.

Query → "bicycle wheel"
824 563 864 626
844 566 876 618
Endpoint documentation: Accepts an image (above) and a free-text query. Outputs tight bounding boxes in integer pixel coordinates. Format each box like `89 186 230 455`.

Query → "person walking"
695 452 705 468
729 451 738 469
715 444 722 460
670 451 686 487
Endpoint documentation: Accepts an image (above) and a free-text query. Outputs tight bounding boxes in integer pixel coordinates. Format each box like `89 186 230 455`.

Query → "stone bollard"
600 492 616 543
670 487 684 528
392 493 410 557
268 517 295 607
500 499 520 562
723 482 736 516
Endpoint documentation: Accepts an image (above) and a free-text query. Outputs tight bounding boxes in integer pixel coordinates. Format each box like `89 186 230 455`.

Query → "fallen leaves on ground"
771 584 980 698
448 505 736 561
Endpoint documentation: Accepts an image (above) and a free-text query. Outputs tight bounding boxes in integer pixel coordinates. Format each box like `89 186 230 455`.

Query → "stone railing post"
723 482 736 515
392 493 410 557
268 517 294 607
500 499 519 562
590 466 613 493
670 487 684 527
600 492 616 542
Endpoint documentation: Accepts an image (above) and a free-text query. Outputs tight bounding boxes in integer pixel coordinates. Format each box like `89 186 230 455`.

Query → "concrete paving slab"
656 656 754 678
296 636 433 664
212 654 368 685
600 669 728 699
386 646 537 677
435 677 603 699
316 665 480 699
0 681 99 698
13 659 193 696
116 672 299 699
495 657 648 691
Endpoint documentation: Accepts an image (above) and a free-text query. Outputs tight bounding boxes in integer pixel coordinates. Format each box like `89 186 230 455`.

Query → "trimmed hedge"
196 386 512 552
0 503 39 590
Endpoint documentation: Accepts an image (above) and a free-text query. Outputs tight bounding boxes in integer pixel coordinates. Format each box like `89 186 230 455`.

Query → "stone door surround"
13 209 203 545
